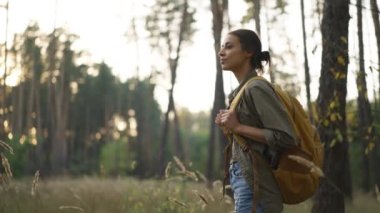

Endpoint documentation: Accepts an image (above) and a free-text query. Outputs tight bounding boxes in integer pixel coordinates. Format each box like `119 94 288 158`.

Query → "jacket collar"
228 71 258 106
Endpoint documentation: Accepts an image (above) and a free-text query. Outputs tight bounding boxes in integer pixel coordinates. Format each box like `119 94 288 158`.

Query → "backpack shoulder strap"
229 76 258 110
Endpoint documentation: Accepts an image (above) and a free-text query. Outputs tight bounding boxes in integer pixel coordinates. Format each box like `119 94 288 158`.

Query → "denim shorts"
229 162 264 213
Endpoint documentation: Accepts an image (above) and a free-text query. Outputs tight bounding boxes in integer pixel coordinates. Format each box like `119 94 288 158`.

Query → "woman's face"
218 34 252 72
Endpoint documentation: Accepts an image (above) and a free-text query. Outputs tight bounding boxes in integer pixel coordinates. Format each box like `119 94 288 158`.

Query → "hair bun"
260 51 270 61
259 51 271 66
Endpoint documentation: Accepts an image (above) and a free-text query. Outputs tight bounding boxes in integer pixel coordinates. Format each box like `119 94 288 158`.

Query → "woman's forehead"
222 34 239 44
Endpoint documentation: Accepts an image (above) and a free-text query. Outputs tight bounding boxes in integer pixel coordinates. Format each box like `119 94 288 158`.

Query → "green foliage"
99 139 136 176
4 22 166 177
125 77 162 177
187 132 209 172
178 109 210 172
346 100 378 190
5 137 33 178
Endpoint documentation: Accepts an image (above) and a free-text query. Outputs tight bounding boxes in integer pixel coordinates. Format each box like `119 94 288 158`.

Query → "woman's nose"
218 49 224 56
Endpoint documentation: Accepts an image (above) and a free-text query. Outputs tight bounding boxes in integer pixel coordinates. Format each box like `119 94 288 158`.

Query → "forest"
0 0 380 212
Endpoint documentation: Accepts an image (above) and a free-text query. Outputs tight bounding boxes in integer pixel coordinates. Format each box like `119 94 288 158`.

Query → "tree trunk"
356 0 375 193
45 33 58 175
157 91 174 176
1 0 9 139
370 0 380 188
35 63 43 171
157 0 189 176
300 0 313 123
52 41 72 174
370 0 380 100
12 84 24 137
173 100 185 161
312 0 351 212
48 34 72 175
208 0 228 181
253 0 261 35
254 0 276 83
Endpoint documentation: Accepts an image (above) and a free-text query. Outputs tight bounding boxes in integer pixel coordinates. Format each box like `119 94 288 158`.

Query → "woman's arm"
218 108 295 151
216 80 297 151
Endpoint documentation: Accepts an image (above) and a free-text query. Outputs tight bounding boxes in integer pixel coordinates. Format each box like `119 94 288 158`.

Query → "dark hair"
228 29 270 72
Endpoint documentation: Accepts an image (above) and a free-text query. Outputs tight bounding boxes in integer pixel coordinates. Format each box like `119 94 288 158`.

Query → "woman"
215 29 296 213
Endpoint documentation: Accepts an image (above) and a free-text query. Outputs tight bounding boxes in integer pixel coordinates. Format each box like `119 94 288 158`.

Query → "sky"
0 0 379 113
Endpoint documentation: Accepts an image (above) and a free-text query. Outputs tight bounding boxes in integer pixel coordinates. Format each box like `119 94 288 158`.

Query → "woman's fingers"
215 109 234 128
220 110 238 129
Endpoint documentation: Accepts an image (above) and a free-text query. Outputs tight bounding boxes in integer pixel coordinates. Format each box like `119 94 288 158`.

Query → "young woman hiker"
215 29 297 213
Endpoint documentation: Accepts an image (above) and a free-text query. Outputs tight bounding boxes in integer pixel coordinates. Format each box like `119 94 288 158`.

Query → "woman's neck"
233 64 254 84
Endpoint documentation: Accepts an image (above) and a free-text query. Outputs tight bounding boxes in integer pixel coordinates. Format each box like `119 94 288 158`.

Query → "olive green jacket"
229 72 296 212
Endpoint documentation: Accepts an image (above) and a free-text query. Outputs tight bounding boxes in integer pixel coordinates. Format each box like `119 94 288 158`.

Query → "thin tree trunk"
208 0 228 181
253 0 261 35
47 32 63 175
35 65 43 170
300 0 313 123
170 0 189 164
1 1 9 135
25 64 35 134
312 0 351 212
157 92 173 176
25 41 39 173
172 100 185 161
14 83 24 137
157 0 189 176
264 5 276 84
356 0 375 193
253 0 275 83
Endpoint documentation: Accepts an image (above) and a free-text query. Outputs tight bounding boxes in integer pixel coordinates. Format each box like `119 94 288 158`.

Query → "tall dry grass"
0 177 233 213
1 177 379 213
1 155 379 212
0 156 233 213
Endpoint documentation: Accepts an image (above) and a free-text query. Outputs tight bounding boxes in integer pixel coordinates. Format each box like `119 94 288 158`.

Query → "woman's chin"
221 65 229 71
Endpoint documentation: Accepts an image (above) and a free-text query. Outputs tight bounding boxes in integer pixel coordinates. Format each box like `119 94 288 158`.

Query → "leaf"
335 130 343 142
337 56 346 66
340 36 348 44
334 71 346 79
329 101 336 109
365 142 375 155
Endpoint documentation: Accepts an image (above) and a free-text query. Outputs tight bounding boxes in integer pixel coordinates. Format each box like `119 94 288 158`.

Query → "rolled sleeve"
245 80 297 151
263 129 297 151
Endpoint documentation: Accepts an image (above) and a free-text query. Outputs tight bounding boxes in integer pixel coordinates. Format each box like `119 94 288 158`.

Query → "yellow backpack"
228 76 324 204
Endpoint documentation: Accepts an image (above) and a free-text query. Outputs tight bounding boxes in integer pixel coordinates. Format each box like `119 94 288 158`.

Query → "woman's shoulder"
244 77 274 95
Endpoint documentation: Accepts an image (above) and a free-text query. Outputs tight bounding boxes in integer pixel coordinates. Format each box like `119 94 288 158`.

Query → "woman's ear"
245 51 253 59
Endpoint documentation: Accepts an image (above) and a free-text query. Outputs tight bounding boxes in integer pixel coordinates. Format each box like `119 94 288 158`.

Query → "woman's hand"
215 109 240 132
215 109 267 144
214 110 224 127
